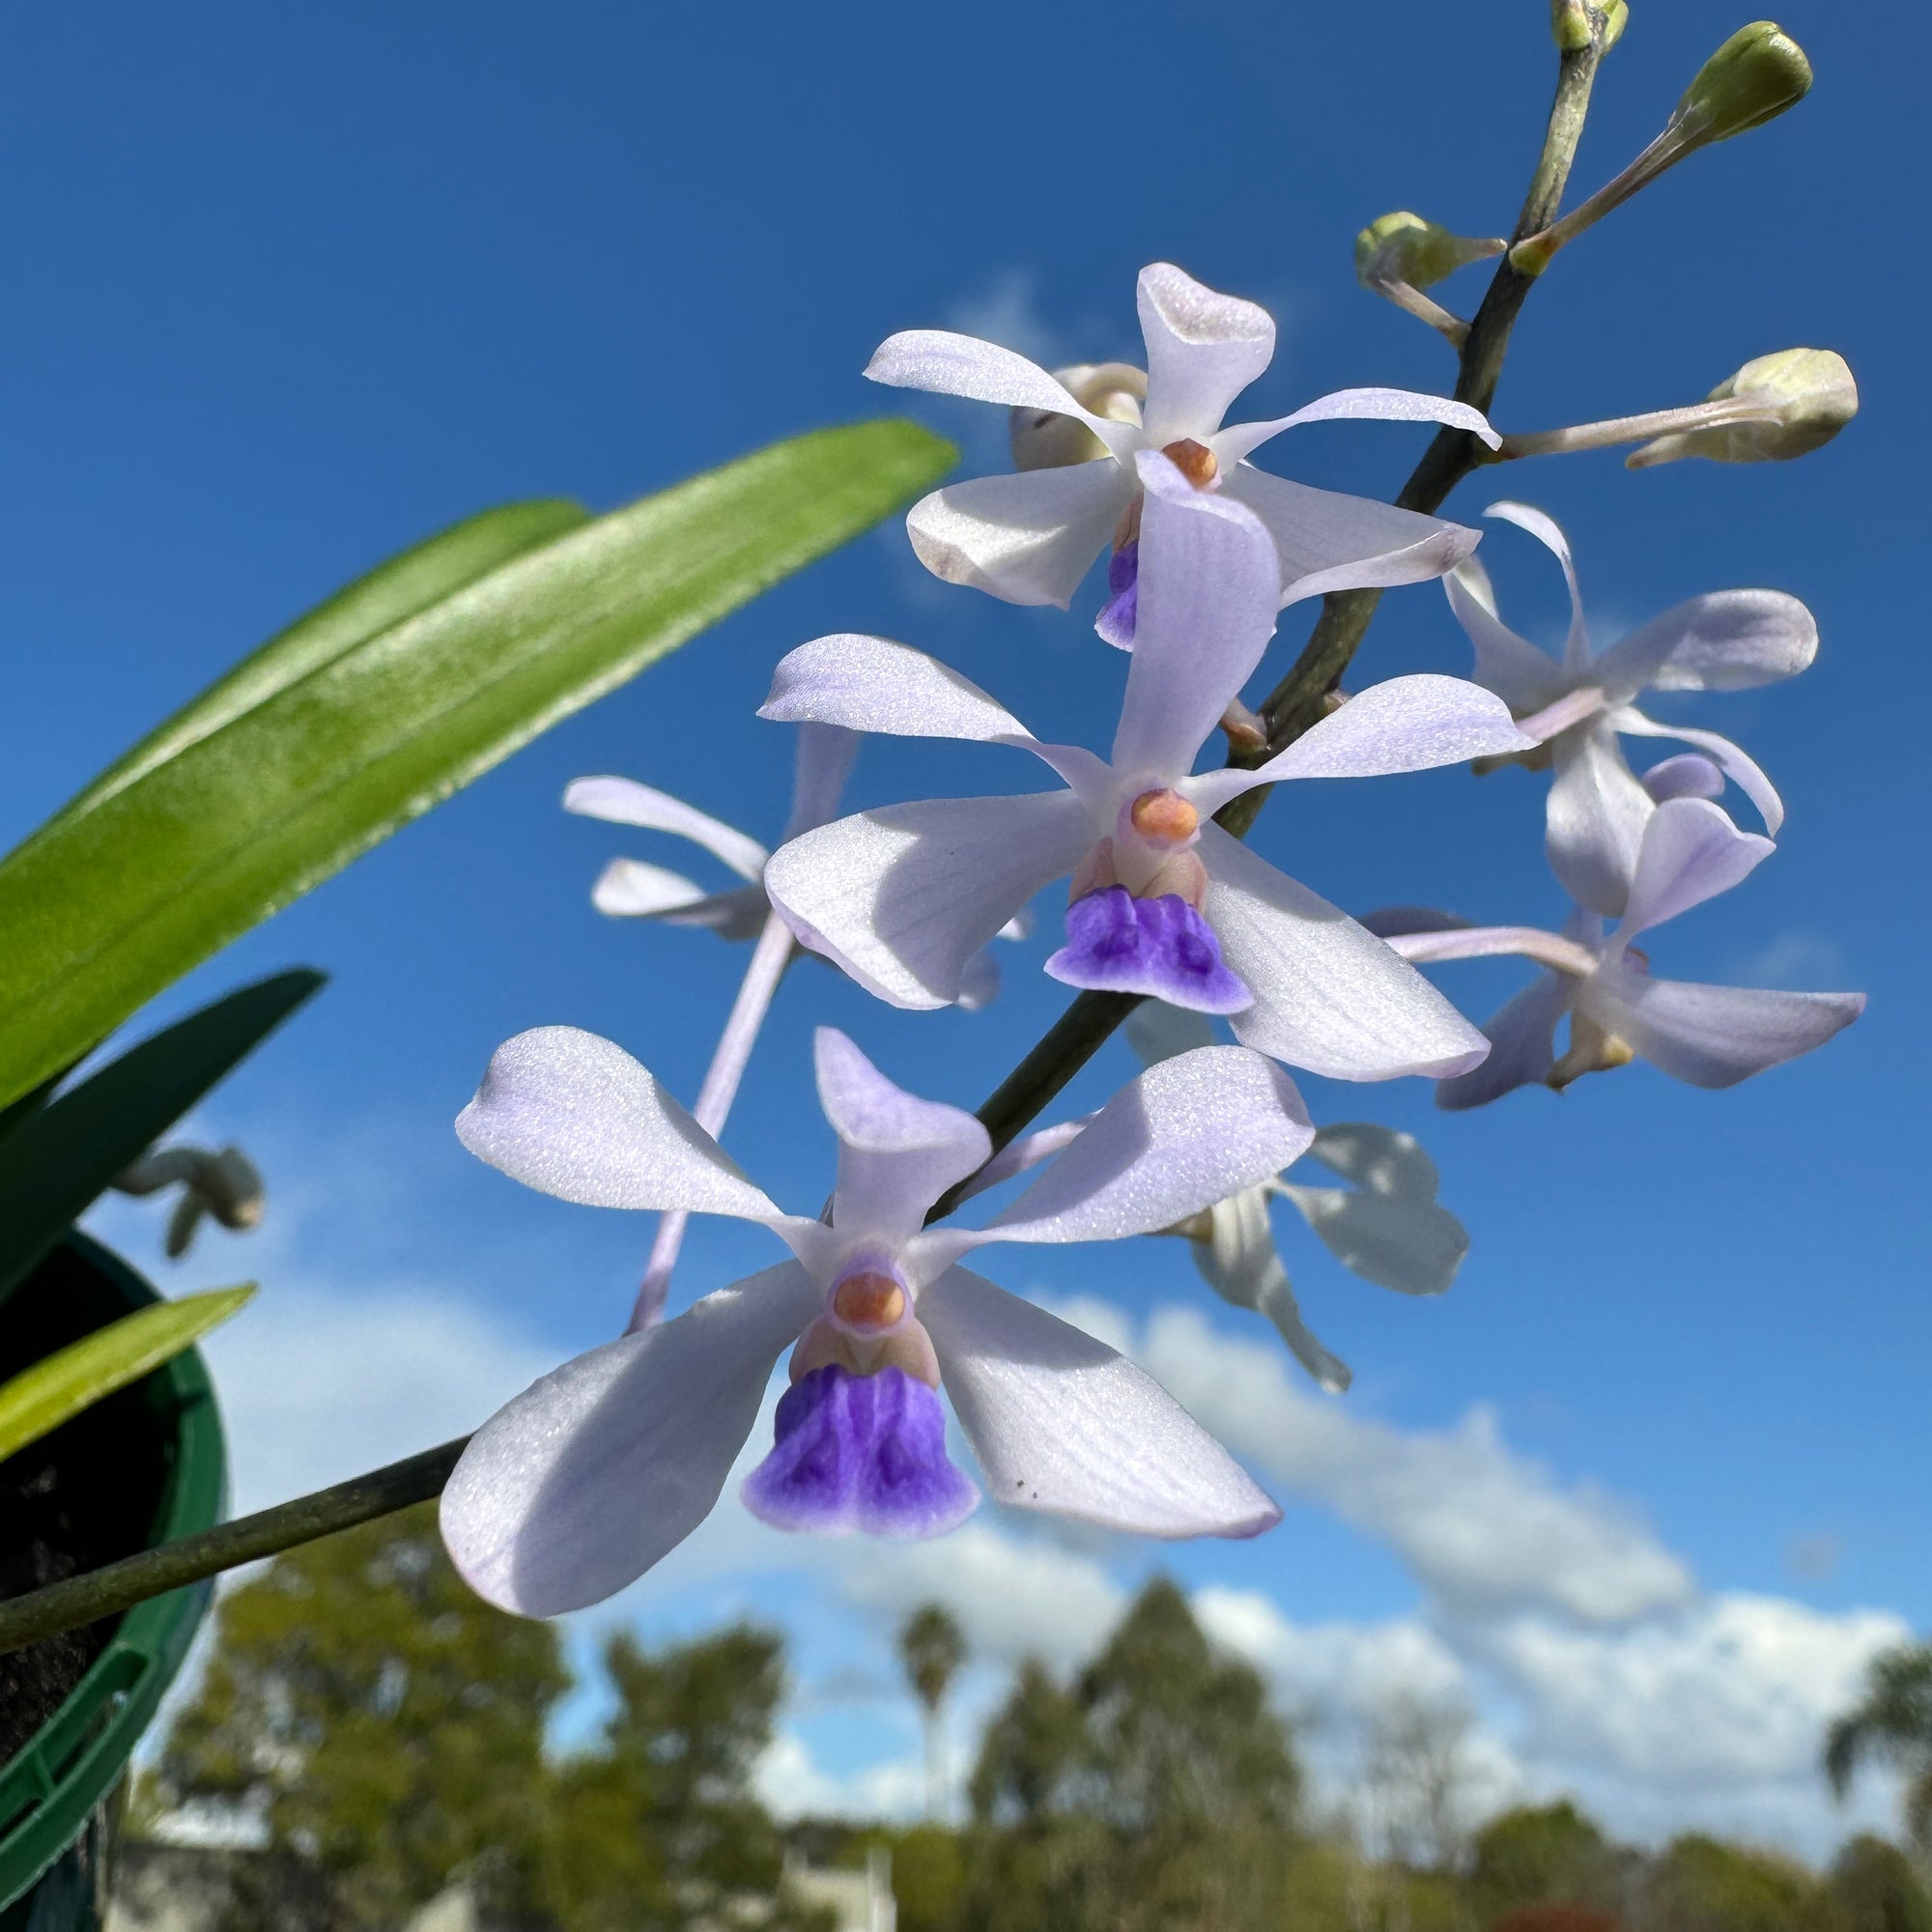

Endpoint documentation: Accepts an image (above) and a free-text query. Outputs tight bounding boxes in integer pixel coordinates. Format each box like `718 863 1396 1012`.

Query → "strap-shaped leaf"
0 418 954 1110
0 970 323 1306
0 1285 255 1464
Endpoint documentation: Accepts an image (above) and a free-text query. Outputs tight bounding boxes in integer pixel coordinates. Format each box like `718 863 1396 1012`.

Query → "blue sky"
10 0 1928 1853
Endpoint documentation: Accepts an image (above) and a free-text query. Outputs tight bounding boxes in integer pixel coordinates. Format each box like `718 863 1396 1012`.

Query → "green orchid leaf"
0 1285 255 1464
0 969 324 1307
0 418 953 1111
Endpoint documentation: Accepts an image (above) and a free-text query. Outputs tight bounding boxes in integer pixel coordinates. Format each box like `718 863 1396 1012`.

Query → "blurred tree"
1638 1833 1844 1932
1824 1835 1932 1932
1360 1691 1476 1872
881 1824 969 1932
539 1622 826 1932
898 1604 968 1820
1470 1799 1627 1921
963 1577 1303 1932
136 1504 568 1928
1828 1644 1932 1852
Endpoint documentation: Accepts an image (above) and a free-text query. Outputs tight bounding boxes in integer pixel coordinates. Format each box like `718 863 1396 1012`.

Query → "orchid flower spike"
1370 797 1864 1107
444 1025 1308 1615
1128 1005 1468 1394
565 722 1018 1009
760 462 1533 1081
1448 502 1816 918
867 261 1500 644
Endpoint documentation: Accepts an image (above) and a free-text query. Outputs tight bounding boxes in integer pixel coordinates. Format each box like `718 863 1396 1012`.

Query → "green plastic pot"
0 1232 228 1925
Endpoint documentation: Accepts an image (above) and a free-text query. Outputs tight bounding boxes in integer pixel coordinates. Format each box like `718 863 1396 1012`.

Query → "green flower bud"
1673 21 1812 143
1354 213 1504 291
1627 349 1857 469
1009 361 1146 472
1602 0 1629 51
1551 0 1627 53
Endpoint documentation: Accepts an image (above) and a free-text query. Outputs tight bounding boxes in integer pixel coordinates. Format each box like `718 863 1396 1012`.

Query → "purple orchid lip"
1045 886 1252 1014
741 1364 979 1538
1095 538 1140 648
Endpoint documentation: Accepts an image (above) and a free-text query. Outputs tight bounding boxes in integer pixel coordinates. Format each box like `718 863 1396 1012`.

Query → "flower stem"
630 905 797 1330
0 1436 469 1659
1499 392 1782 461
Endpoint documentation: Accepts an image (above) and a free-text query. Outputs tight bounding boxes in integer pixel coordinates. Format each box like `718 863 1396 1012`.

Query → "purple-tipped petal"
1045 888 1252 1014
1640 753 1727 804
741 1365 980 1538
1095 539 1139 648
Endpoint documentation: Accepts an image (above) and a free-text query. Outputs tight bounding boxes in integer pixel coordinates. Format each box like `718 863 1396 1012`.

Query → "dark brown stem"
0 1436 469 1657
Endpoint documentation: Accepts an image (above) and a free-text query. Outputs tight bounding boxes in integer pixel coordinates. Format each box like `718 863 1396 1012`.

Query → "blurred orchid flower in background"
113 1143 266 1259
1369 797 1863 1107
1448 501 1816 917
443 1025 1311 1615
1127 1003 1468 1393
567 722 1022 1010
867 260 1498 641
760 457 1531 1079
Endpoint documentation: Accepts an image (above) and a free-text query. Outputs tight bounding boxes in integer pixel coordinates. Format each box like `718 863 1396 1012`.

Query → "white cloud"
1126 1304 1695 1624
755 1730 926 1823
1475 1594 1909 1791
1194 1587 1469 1719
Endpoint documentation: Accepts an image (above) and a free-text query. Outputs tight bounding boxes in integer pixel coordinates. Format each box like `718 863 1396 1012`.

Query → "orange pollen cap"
832 1271 907 1332
1160 438 1218 487
1129 788 1200 844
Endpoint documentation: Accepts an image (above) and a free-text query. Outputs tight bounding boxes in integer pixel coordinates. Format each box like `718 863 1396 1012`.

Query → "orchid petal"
955 945 1001 1012
919 1266 1281 1538
588 859 709 918
980 1043 1314 1246
456 1026 780 1219
1109 452 1279 778
1136 262 1275 444
1442 560 1568 714
1276 1181 1467 1296
1435 972 1576 1111
866 329 1110 428
1045 888 1253 1014
904 463 1131 607
1191 1188 1353 1394
1209 677 1531 810
1212 387 1499 467
1605 590 1818 696
765 792 1095 1009
1583 967 1864 1089
1306 1122 1439 1201
1546 719 1655 919
1382 923 1600 977
742 1363 979 1538
782 722 862 840
1196 826 1492 1080
440 1262 820 1614
564 777 767 881
1486 501 1589 670
1613 796 1774 942
816 1027 991 1243
1640 753 1726 803
1222 466 1483 609
1613 708 1785 836
949 1117 1094 1207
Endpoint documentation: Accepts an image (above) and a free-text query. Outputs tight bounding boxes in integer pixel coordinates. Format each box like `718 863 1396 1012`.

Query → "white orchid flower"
442 1026 1309 1616
867 261 1499 642
1127 1005 1467 1392
1447 502 1816 918
759 458 1532 1081
1371 798 1864 1105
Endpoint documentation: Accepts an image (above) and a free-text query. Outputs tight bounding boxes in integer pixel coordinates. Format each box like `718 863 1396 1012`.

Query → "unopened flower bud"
1551 0 1626 52
1354 213 1504 291
1672 21 1811 143
1009 361 1146 471
1601 0 1629 51
1627 348 1856 468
